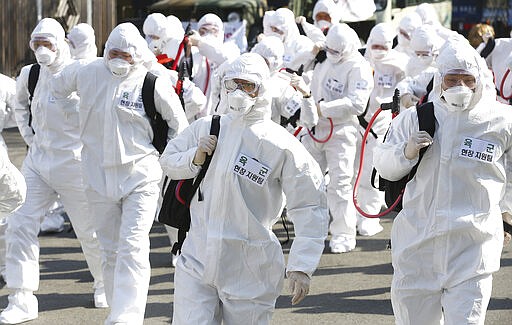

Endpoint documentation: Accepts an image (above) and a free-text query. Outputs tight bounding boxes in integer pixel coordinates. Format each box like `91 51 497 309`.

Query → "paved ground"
1 128 511 324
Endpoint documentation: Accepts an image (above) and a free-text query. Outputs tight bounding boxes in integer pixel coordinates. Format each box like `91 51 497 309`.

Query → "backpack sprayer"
352 88 402 218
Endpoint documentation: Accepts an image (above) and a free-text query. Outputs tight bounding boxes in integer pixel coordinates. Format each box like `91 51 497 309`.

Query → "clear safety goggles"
415 51 435 58
29 36 57 52
398 28 411 40
107 48 134 63
224 78 260 95
442 71 477 89
199 24 219 37
270 26 284 35
325 46 341 56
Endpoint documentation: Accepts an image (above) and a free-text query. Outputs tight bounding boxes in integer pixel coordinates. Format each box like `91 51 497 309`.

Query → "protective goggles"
398 28 411 40
30 36 57 51
199 24 219 36
442 71 477 89
224 78 260 95
325 46 341 56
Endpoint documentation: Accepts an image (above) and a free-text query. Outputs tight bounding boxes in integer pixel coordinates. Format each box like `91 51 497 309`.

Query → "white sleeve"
0 151 26 217
197 39 240 66
282 141 329 277
154 76 189 141
300 20 326 44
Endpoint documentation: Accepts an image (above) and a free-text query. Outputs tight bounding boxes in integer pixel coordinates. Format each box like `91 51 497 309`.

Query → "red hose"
171 36 187 71
500 69 512 100
352 107 402 218
307 118 334 143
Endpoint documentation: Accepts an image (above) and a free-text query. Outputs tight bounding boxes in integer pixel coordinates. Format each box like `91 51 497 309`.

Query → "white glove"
188 30 201 47
482 32 493 43
404 131 433 160
290 74 310 97
193 135 217 166
257 33 266 43
312 41 324 56
287 271 310 305
295 16 306 25
401 93 419 109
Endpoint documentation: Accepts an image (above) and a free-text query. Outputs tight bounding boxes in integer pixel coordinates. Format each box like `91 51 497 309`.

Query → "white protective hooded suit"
302 23 374 252
67 23 97 60
160 53 328 324
374 40 512 324
264 8 316 73
356 23 407 235
5 17 104 315
52 22 188 324
394 12 422 57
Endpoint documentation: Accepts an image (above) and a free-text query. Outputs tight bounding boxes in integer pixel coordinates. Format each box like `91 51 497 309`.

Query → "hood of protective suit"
198 13 224 43
104 23 154 73
263 8 299 43
223 53 271 121
325 23 361 62
67 23 97 59
397 12 422 47
143 13 172 41
415 3 440 25
433 39 491 112
313 0 341 25
366 23 395 61
250 36 284 73
162 15 185 60
410 25 444 54
31 18 70 70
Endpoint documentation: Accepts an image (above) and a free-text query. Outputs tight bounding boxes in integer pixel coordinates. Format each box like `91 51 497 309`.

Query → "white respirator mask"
442 86 474 111
417 55 434 66
227 89 256 114
35 47 57 66
315 20 331 32
397 34 410 48
371 49 388 60
108 58 132 77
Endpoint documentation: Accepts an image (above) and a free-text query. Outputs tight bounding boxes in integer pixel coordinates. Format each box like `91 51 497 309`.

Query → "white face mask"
326 49 343 64
397 34 410 48
371 49 388 60
35 47 57 66
417 55 434 66
148 39 163 54
227 89 256 114
315 20 331 31
442 86 474 111
266 31 285 41
108 58 132 77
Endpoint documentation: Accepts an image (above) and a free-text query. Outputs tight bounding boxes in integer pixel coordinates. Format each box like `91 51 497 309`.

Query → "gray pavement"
1 128 511 324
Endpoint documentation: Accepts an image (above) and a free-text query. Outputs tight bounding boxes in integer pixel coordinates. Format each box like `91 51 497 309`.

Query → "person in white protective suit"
67 23 97 60
475 30 512 105
142 13 206 267
187 13 241 117
223 12 248 53
263 8 317 74
394 11 423 58
301 23 374 253
250 36 318 130
374 39 512 325
52 22 188 324
0 150 26 282
356 23 408 236
295 0 341 44
143 13 207 123
0 18 106 324
0 74 17 153
397 25 445 110
159 53 328 324
415 3 456 41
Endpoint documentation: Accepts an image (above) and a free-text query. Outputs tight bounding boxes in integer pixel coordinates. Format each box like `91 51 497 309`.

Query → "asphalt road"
1 128 511 324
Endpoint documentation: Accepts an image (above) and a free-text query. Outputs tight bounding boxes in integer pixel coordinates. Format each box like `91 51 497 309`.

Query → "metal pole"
36 0 42 21
87 0 93 25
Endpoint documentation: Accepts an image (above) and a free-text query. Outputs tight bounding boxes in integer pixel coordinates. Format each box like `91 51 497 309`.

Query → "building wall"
0 0 116 78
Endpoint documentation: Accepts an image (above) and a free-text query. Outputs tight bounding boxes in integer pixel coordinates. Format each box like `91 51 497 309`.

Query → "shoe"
329 235 356 254
357 218 384 237
40 211 65 234
0 290 38 324
94 287 109 308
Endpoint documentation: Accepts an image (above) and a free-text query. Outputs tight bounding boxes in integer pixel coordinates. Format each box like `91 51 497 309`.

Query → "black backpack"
372 101 436 212
141 72 170 154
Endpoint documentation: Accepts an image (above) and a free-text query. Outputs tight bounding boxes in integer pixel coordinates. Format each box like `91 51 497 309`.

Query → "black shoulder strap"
190 115 220 201
408 102 435 178
142 72 169 154
480 38 496 59
28 63 40 133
